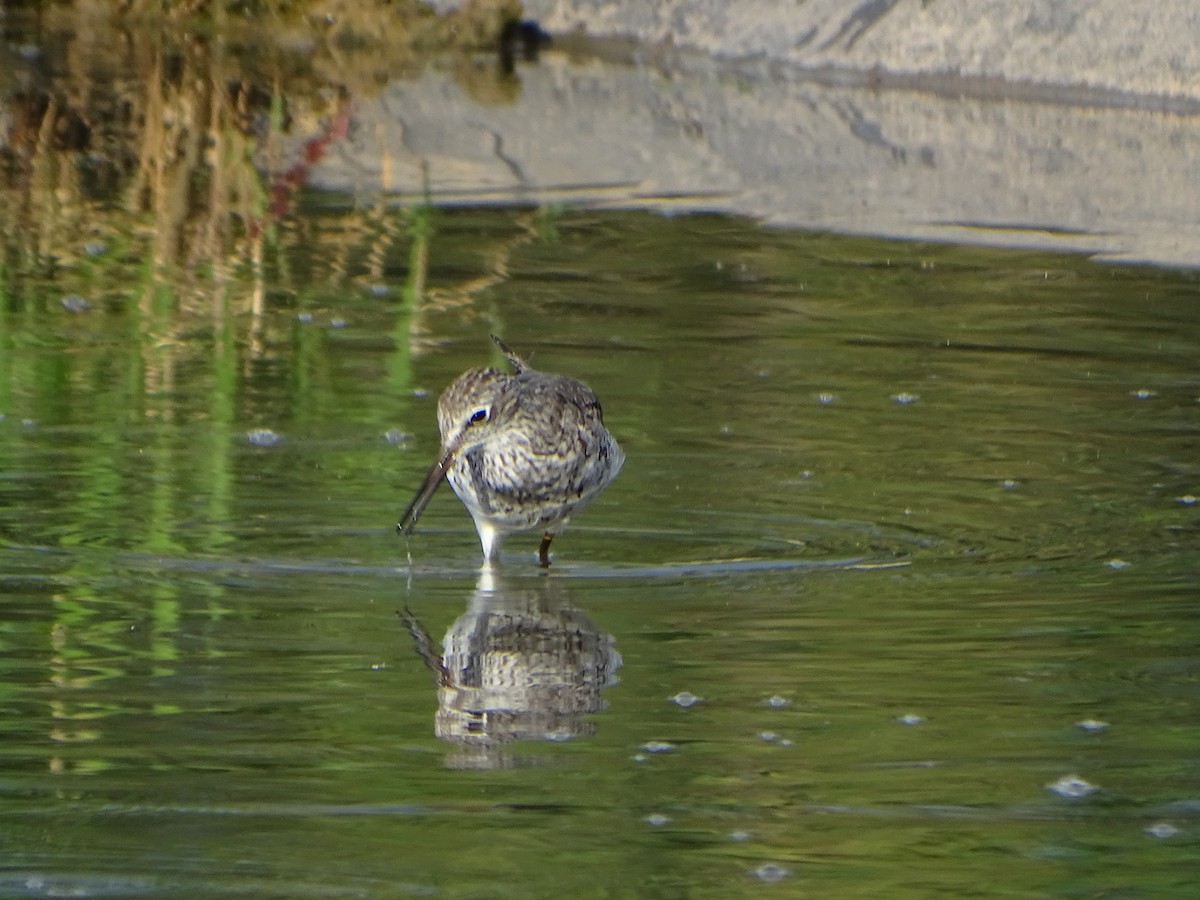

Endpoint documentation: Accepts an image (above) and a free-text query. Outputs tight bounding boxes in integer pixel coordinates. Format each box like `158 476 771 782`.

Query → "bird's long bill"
397 452 454 535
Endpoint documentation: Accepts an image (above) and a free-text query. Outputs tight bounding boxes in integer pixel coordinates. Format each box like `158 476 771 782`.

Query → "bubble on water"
544 728 573 743
729 830 752 842
367 284 391 297
816 392 837 405
1076 719 1109 733
330 317 347 328
246 428 283 447
890 392 920 404
751 863 790 883
412 388 429 399
670 691 702 708
83 240 107 256
61 294 91 312
1104 558 1130 570
1129 388 1157 399
759 731 779 742
640 741 675 754
644 813 671 827
1000 479 1020 490
1145 822 1179 839
384 429 412 446
22 418 36 427
297 312 314 323
778 738 795 747
1176 495 1198 505
1047 775 1098 799
764 695 791 708
896 713 926 725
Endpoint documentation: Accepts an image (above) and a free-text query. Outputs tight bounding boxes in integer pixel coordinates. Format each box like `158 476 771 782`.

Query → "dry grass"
1 0 528 314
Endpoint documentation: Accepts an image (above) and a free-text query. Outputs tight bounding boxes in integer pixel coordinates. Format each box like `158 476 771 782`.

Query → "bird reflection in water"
400 570 621 769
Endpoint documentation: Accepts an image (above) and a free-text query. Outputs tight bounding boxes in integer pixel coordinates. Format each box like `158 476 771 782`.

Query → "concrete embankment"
314 1 1200 266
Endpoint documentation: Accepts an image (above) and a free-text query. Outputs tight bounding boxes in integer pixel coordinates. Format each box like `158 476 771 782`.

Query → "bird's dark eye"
468 408 489 425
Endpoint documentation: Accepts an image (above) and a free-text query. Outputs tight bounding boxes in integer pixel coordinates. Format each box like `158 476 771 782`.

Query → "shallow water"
1 204 1198 896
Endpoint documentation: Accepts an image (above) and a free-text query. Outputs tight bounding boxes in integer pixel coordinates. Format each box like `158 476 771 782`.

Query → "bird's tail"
490 334 528 373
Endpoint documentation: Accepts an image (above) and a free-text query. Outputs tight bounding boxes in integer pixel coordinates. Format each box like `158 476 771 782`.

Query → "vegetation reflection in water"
1 8 1198 898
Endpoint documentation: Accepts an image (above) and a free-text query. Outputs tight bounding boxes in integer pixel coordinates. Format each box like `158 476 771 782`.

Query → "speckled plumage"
398 336 624 565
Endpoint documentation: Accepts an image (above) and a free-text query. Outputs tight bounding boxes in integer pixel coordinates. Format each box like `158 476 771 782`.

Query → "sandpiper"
397 335 624 566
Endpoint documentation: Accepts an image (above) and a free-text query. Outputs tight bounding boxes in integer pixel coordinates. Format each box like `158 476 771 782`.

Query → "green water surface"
1 207 1198 897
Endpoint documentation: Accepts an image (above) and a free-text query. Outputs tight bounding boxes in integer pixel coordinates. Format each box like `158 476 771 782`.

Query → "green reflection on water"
1 205 1198 896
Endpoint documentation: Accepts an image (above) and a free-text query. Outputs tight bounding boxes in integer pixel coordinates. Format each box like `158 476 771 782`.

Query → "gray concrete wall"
522 0 1200 106
318 1 1200 267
